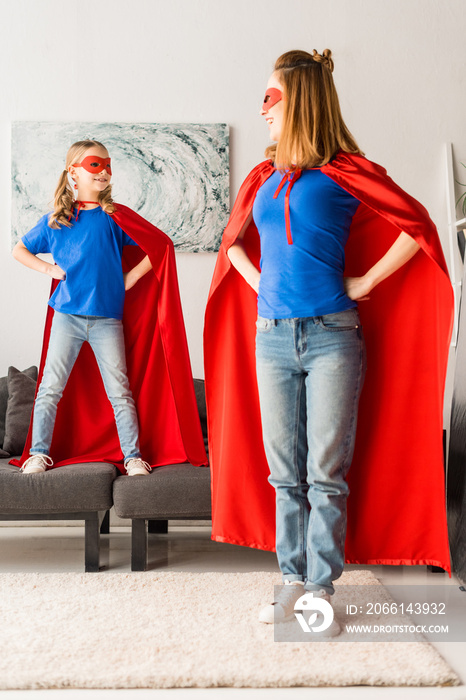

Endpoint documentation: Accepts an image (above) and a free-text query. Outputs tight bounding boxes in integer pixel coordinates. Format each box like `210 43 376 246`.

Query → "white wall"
1 0 465 400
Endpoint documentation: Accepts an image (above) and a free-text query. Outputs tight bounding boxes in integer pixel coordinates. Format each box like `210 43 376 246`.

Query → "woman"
204 50 453 631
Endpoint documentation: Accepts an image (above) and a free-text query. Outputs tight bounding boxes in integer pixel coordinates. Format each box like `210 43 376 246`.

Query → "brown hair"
265 49 363 170
49 140 116 228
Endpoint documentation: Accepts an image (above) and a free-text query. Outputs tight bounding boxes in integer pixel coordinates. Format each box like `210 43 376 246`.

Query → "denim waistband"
258 308 360 327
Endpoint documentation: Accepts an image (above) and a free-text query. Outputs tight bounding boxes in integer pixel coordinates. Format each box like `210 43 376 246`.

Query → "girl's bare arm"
12 241 66 280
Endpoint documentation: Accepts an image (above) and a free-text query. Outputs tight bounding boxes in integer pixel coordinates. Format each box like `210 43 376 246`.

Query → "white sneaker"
125 458 152 476
259 581 305 623
303 589 342 638
21 454 53 474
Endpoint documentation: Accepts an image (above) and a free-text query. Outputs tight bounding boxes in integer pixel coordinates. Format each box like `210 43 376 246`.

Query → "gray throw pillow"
0 375 8 447
0 366 37 450
2 366 38 456
193 378 208 457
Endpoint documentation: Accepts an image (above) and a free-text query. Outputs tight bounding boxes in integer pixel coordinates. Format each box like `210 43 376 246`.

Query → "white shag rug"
0 570 459 689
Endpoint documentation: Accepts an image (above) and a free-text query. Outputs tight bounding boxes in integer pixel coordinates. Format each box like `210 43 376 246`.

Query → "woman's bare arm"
344 232 420 301
226 212 261 293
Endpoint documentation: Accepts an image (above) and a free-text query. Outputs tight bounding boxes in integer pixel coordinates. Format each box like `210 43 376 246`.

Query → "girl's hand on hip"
344 276 371 301
123 270 137 291
47 264 66 281
124 256 153 291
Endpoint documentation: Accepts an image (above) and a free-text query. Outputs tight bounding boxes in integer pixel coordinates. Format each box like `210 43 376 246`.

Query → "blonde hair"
49 140 116 228
265 49 363 170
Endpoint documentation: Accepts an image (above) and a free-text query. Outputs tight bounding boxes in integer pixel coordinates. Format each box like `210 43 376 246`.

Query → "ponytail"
48 170 75 228
97 185 116 215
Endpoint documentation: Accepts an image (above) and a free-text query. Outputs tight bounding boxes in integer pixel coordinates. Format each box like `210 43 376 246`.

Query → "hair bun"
312 48 334 72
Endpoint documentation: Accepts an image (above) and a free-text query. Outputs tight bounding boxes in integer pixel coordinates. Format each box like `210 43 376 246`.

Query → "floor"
0 520 465 700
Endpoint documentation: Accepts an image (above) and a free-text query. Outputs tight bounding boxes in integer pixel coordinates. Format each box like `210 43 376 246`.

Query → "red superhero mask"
262 88 283 113
72 155 112 175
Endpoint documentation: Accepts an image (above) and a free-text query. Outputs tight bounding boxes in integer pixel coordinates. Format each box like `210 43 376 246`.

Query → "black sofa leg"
132 519 148 571
84 513 101 572
100 509 111 534
148 519 168 533
427 565 446 573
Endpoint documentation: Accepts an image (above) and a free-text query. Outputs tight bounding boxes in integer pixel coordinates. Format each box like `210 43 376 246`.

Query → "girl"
13 140 207 475
204 50 452 631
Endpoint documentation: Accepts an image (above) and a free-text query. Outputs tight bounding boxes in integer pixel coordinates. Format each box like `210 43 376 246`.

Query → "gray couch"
0 460 117 571
112 378 211 570
0 366 211 572
113 462 211 570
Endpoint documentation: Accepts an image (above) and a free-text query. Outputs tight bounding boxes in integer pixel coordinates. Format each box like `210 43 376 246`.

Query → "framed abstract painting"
11 121 229 252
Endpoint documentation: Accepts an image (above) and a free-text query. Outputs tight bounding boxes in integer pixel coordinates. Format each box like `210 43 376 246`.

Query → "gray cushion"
0 375 8 448
193 378 208 456
3 367 38 456
0 459 118 514
113 463 211 519
0 366 37 451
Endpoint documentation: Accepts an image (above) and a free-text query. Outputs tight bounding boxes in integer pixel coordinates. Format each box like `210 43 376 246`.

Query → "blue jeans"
255 308 366 595
31 311 141 462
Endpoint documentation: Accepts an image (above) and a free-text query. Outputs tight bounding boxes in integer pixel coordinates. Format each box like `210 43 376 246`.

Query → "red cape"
13 203 207 474
204 152 453 571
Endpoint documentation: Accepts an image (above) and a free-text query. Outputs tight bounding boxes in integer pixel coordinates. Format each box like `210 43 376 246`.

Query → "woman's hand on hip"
344 276 371 301
345 232 421 302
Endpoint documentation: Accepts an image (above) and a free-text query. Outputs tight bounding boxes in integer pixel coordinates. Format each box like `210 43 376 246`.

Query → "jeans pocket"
318 309 361 332
256 316 275 334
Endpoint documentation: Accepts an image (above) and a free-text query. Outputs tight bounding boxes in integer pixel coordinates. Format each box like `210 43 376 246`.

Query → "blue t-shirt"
253 169 361 319
22 207 138 320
